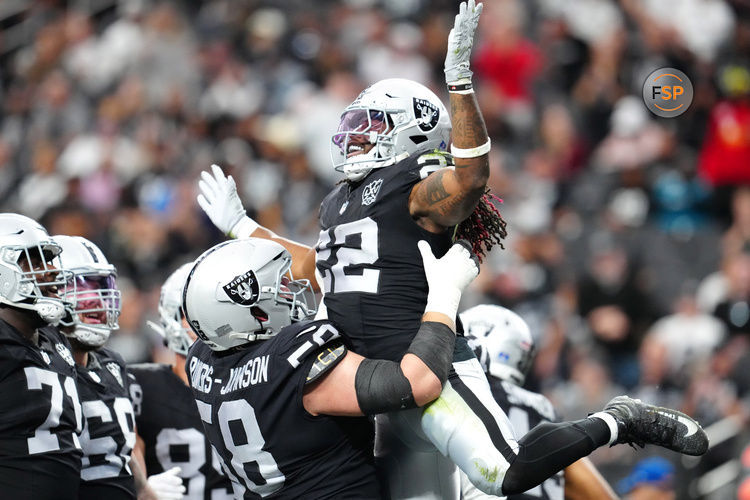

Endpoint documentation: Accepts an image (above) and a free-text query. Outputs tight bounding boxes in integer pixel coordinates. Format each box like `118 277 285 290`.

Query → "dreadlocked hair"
454 189 507 262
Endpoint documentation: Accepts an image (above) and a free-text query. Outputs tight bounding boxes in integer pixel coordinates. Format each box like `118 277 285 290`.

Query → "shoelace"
621 408 678 451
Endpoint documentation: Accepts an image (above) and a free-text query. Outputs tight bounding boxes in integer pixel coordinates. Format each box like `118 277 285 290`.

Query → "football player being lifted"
0 214 82 500
129 262 234 500
50 235 159 500
460 305 618 500
197 1 708 497
183 237 479 499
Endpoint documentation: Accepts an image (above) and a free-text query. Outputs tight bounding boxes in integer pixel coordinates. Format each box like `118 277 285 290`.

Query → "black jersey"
316 153 453 361
128 363 233 500
489 379 564 500
0 320 82 500
186 319 379 500
74 346 136 500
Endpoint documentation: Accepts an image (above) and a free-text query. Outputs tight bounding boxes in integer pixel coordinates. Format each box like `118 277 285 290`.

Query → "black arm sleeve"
406 321 455 385
355 358 416 415
354 320 455 415
501 418 610 495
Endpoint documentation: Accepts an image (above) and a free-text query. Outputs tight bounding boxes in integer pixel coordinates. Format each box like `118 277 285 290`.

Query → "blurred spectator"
357 21 431 85
474 0 542 134
576 234 659 388
617 457 675 500
650 174 710 241
698 64 750 187
622 0 735 63
722 185 750 258
712 251 750 335
13 139 67 219
592 96 671 173
645 284 726 385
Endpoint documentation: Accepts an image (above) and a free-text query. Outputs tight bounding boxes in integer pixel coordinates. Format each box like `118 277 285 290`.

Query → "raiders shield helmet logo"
222 270 260 306
413 98 439 132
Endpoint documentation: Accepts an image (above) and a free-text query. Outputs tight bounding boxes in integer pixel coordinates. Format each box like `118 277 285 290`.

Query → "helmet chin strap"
34 298 67 325
0 295 67 325
343 146 406 182
68 323 112 348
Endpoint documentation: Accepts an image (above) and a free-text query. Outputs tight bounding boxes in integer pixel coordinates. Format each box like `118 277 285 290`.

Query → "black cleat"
603 396 709 456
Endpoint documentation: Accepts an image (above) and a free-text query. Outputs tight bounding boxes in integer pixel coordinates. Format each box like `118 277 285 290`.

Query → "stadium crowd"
1 0 749 497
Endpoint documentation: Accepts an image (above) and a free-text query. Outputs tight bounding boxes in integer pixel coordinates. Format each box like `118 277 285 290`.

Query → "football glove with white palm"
419 239 480 319
147 467 186 500
197 164 259 239
444 0 484 86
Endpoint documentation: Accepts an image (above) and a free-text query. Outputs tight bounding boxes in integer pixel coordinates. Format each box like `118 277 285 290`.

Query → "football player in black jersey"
0 214 83 500
51 235 158 500
196 1 707 497
183 237 479 499
460 305 618 500
130 262 234 500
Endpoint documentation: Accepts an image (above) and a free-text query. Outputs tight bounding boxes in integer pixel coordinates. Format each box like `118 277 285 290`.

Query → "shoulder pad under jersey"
277 320 345 370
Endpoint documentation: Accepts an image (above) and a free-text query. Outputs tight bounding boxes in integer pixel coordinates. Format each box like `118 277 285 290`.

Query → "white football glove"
418 239 479 319
444 0 483 85
197 164 259 239
147 467 185 500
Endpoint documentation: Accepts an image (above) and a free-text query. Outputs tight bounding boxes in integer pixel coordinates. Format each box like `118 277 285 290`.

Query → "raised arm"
409 0 490 232
197 164 319 290
302 240 479 416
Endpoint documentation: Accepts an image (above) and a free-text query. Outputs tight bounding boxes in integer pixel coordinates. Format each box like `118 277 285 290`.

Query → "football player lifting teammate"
183 237 480 498
197 2 708 497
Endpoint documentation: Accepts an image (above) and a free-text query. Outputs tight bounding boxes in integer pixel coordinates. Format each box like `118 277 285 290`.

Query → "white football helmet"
331 78 451 182
0 213 71 325
460 305 536 386
183 238 316 351
148 262 193 356
53 235 121 347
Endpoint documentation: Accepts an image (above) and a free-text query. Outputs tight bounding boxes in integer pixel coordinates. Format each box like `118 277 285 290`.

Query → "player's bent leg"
375 410 460 500
500 419 610 495
420 357 520 496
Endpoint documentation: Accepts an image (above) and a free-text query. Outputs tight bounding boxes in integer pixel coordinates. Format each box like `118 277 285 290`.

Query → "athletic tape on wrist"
424 287 461 321
450 138 491 158
407 321 455 385
229 216 260 239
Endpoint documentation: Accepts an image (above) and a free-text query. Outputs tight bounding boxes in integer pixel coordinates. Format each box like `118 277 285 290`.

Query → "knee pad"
420 382 510 496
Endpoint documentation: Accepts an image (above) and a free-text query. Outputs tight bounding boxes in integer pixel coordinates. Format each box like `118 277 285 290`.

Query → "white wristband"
451 139 491 158
590 411 620 446
229 216 260 239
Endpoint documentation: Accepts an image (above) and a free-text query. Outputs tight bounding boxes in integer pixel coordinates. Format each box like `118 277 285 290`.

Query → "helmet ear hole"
251 306 268 323
409 135 428 145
